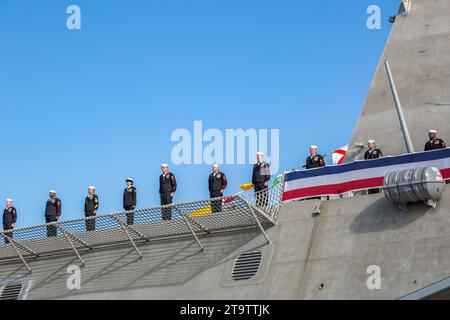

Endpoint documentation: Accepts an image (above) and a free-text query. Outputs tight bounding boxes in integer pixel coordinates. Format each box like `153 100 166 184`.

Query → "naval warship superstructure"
1 0 450 300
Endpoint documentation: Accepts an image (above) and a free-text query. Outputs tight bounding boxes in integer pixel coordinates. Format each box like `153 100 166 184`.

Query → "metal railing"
0 180 284 272
241 180 285 221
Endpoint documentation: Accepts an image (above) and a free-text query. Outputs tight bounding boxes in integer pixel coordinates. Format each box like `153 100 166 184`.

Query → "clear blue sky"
0 0 399 227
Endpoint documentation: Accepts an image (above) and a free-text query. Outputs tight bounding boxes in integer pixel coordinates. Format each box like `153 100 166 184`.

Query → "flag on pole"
224 196 237 204
190 204 212 217
272 174 283 187
332 145 348 165
239 183 254 191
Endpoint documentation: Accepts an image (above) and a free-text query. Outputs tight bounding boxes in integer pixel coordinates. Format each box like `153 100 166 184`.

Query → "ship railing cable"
240 176 285 221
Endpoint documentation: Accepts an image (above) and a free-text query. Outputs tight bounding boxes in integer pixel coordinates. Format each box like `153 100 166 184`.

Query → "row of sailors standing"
306 140 383 170
305 129 447 170
2 131 446 240
304 130 447 197
2 152 271 241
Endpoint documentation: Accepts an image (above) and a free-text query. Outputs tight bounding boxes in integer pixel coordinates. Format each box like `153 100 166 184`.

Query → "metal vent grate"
0 283 23 300
232 251 262 281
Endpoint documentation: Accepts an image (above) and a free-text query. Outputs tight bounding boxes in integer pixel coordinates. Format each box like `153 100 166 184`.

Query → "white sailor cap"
310 145 318 150
88 186 96 190
256 152 264 156
5 198 12 202
49 190 57 194
212 163 220 168
161 163 169 168
368 140 376 144
429 129 437 134
126 178 134 183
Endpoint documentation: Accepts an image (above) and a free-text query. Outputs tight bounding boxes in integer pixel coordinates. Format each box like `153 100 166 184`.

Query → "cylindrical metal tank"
383 166 446 205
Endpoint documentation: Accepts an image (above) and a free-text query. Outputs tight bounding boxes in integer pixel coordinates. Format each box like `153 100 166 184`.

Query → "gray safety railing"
0 179 284 272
